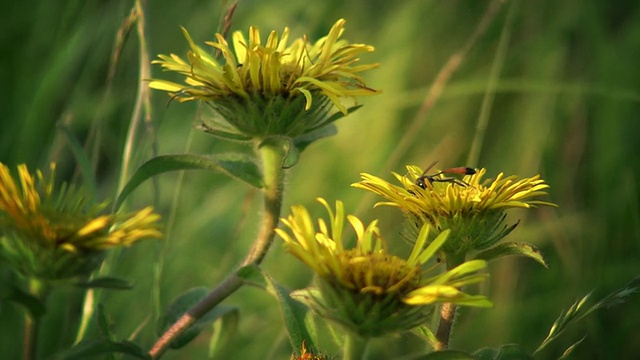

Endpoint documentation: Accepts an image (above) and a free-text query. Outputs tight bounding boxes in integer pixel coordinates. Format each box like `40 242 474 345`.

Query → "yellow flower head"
0 163 162 280
150 19 380 138
353 165 557 256
276 198 490 337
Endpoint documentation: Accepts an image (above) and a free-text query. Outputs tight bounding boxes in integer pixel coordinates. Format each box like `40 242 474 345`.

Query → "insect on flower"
416 160 476 189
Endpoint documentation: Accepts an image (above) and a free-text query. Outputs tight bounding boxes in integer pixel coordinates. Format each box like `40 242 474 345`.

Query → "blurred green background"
1 0 639 358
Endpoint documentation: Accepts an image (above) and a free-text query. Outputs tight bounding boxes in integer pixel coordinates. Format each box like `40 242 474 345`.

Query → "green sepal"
473 242 548 268
237 264 318 354
293 124 337 153
156 286 239 350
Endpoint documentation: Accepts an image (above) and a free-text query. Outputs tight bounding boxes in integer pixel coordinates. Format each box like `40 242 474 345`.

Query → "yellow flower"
276 198 490 337
0 163 162 280
353 165 557 259
149 19 380 139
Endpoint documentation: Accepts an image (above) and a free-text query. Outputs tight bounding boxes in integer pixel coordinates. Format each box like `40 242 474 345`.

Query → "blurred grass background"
1 0 639 358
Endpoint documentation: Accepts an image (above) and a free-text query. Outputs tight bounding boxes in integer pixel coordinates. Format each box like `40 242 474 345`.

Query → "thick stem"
148 141 285 359
434 302 457 351
23 278 46 360
343 333 369 360
434 252 466 351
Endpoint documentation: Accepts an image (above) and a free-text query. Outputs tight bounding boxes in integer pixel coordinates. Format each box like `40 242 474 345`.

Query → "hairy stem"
434 252 466 351
148 141 285 359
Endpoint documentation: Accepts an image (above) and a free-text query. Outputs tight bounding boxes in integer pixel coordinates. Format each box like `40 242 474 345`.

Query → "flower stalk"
344 333 369 360
23 278 47 360
148 141 286 359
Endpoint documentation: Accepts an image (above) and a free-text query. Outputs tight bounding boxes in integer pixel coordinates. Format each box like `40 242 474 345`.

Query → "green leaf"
421 349 476 359
2 285 46 319
95 304 115 340
207 306 239 358
115 154 263 210
50 339 149 360
74 277 133 290
56 123 98 201
237 265 317 353
411 325 438 350
215 154 264 186
473 242 548 268
157 286 239 350
474 344 533 360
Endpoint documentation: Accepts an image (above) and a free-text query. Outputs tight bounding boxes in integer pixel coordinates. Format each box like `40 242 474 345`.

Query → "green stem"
23 278 47 360
434 252 466 351
344 333 369 360
75 0 155 343
148 141 286 359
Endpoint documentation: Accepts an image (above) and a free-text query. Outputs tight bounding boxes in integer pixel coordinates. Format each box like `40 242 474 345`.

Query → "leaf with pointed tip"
51 339 149 360
56 123 97 201
157 287 239 350
473 242 548 268
411 325 438 349
237 265 317 353
96 304 114 340
207 306 239 358
74 277 133 290
115 154 263 210
215 154 263 187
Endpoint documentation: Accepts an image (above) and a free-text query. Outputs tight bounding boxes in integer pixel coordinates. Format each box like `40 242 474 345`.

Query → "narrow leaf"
207 305 240 358
558 336 586 360
115 154 263 210
74 277 133 290
238 265 317 352
56 123 97 201
50 339 149 360
157 287 239 349
422 349 476 359
473 242 548 268
411 325 438 349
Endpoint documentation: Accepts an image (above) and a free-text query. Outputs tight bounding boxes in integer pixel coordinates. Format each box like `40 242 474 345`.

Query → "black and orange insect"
415 160 476 189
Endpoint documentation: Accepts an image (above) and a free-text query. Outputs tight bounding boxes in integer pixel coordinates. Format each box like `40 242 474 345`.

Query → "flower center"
336 249 421 296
